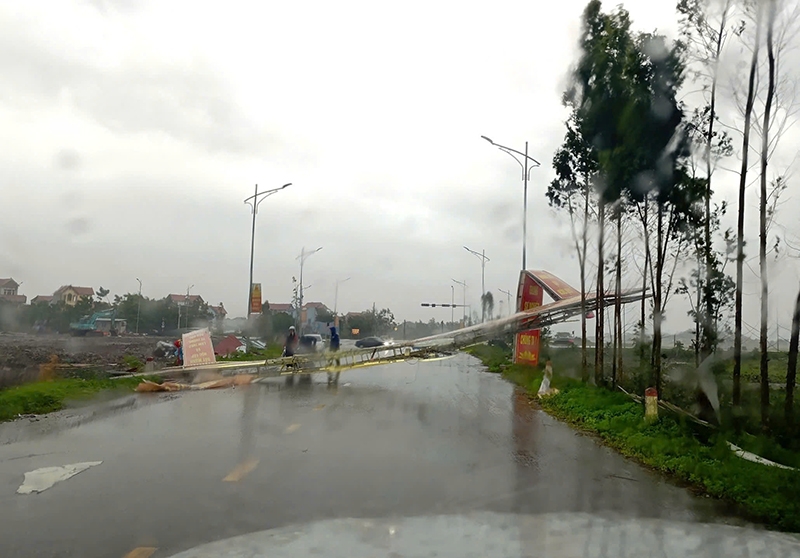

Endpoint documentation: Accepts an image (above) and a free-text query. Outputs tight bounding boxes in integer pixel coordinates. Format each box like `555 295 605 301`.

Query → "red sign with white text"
514 271 544 366
529 270 580 300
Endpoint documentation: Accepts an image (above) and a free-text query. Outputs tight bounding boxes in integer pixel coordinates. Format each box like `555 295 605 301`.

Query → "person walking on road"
284 326 299 358
328 325 341 385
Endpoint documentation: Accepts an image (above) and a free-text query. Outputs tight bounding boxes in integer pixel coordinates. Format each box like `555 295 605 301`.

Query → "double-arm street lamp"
452 279 467 324
481 135 540 271
499 288 513 318
244 183 292 319
463 246 489 323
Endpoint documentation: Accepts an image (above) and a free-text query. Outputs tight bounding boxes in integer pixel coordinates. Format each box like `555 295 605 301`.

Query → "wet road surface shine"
0 354 753 557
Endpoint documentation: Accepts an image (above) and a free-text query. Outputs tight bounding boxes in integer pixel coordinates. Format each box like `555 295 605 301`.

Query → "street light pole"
334 277 351 316
244 183 292 319
451 285 454 325
185 284 194 329
464 246 489 323
481 135 540 271
499 288 513 317
452 279 467 324
297 246 322 331
135 278 142 334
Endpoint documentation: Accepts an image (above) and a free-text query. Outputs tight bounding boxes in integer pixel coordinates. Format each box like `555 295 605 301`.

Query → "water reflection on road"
0 352 754 558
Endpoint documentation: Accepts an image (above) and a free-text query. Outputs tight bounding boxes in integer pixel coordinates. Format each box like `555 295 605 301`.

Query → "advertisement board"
249 283 262 314
529 270 580 300
182 328 217 368
514 271 544 366
530 270 593 318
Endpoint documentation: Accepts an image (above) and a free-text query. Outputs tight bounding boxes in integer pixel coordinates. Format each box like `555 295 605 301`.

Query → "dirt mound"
0 333 174 388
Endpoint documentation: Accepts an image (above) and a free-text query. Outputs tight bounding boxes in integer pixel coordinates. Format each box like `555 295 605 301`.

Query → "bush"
0 376 152 422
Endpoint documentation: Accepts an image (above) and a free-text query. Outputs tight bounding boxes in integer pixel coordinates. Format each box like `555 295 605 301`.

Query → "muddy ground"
0 332 175 388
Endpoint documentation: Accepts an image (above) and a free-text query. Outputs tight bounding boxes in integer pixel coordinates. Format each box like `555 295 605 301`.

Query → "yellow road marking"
123 548 157 558
285 423 301 433
222 458 259 482
314 404 325 410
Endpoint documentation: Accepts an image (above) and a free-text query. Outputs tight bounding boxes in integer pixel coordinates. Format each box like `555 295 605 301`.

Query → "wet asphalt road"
0 353 754 557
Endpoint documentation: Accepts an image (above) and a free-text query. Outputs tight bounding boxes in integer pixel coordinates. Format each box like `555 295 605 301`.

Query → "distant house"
31 295 54 305
267 303 294 314
302 302 331 324
208 303 227 328
267 302 330 322
53 285 94 306
168 294 205 306
265 302 332 334
0 278 26 304
209 303 227 319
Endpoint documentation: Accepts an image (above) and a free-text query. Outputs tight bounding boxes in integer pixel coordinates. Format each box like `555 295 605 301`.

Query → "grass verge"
0 375 158 423
464 343 511 373
467 343 800 532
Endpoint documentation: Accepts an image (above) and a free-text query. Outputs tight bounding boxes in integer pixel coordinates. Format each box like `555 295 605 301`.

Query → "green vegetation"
467 343 800 532
122 354 145 372
0 375 157 422
464 342 512 374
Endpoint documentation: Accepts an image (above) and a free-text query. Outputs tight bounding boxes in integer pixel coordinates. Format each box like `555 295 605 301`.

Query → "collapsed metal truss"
141 289 646 380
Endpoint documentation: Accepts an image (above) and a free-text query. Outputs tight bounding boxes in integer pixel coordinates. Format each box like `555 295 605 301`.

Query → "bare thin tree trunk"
580 182 590 383
696 252 702 367
786 288 800 430
615 209 623 385
734 3 763 408
758 0 777 432
595 198 606 386
653 205 664 394
640 200 648 334
702 1 731 361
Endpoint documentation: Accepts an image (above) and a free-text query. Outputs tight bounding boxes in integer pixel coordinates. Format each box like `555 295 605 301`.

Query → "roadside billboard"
529 270 580 300
530 270 593 318
514 271 544 366
249 283 262 314
182 328 216 368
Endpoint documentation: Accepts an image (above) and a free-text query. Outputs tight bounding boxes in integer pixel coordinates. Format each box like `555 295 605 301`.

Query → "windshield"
2 0 800 557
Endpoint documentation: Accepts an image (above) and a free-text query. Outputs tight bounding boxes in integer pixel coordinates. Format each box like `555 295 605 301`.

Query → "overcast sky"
1 0 799 338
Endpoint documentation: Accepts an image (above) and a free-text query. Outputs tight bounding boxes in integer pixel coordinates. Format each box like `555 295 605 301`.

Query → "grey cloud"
85 0 142 14
64 217 91 237
54 149 82 171
0 27 281 157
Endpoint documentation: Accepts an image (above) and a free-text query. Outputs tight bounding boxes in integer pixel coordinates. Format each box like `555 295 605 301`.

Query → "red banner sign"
529 270 580 301
514 271 544 366
249 283 262 314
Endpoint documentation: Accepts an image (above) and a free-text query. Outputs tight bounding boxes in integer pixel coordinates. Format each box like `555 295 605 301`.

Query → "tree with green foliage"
565 0 636 385
271 312 295 337
566 1 696 392
345 307 396 338
677 0 736 362
481 291 494 321
548 114 597 383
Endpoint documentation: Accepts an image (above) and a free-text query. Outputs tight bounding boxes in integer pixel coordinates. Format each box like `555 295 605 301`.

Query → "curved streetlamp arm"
463 246 490 262
244 182 292 213
482 136 541 167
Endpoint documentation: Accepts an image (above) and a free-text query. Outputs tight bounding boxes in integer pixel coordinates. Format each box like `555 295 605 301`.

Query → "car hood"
166 512 800 557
